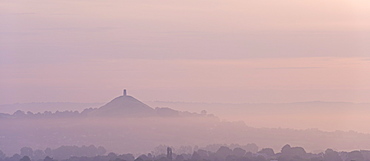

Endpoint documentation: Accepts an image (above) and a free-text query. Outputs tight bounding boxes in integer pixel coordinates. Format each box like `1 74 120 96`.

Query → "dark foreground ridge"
1 144 369 161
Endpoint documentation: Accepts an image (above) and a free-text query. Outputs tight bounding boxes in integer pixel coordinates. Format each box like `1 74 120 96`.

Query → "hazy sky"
1 0 370 104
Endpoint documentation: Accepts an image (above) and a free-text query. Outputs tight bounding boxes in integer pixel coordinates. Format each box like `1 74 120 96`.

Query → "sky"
1 0 370 105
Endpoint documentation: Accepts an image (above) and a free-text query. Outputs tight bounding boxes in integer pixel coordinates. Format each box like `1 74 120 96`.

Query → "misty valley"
1 93 370 161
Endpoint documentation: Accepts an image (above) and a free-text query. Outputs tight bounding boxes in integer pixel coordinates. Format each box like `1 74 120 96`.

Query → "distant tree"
191 152 201 161
254 155 267 161
225 155 238 161
346 151 364 161
258 148 275 156
311 156 324 161
113 158 125 161
196 149 208 159
44 148 52 157
174 155 185 161
107 152 118 160
43 111 53 117
244 143 259 153
177 146 192 154
215 146 232 160
135 154 150 161
323 149 342 161
20 147 33 158
281 144 291 154
232 147 246 157
97 146 107 155
33 149 46 161
8 154 21 161
85 145 98 157
154 145 168 156
279 144 307 161
134 157 144 161
13 110 26 118
43 156 56 161
20 156 31 161
118 154 135 161
0 150 5 160
290 147 306 156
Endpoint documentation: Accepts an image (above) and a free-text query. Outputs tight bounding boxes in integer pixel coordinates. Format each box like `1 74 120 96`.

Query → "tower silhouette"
167 147 172 160
123 89 127 96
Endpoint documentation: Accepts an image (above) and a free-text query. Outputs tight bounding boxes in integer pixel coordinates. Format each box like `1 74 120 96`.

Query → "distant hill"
88 95 155 117
0 102 103 114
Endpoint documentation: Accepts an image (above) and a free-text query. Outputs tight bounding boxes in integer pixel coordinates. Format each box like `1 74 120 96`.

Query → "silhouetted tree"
196 149 209 159
281 144 291 154
174 155 185 161
113 158 125 161
280 144 306 157
97 146 107 155
0 150 5 160
191 152 201 161
44 148 52 157
346 151 364 161
20 156 31 161
135 154 150 161
323 149 342 161
244 143 259 153
117 154 135 161
7 154 21 161
258 148 274 156
33 149 46 161
134 157 144 161
232 147 246 157
254 155 267 161
43 156 56 161
107 152 118 160
215 146 232 161
20 147 33 158
13 110 26 118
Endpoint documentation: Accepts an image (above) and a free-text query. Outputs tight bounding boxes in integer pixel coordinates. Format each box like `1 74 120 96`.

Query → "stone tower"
167 147 172 160
123 89 127 96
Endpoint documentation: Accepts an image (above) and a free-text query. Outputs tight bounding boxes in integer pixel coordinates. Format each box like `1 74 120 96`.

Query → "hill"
88 95 155 117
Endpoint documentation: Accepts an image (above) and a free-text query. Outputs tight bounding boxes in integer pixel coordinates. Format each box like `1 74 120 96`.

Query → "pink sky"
1 0 370 104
